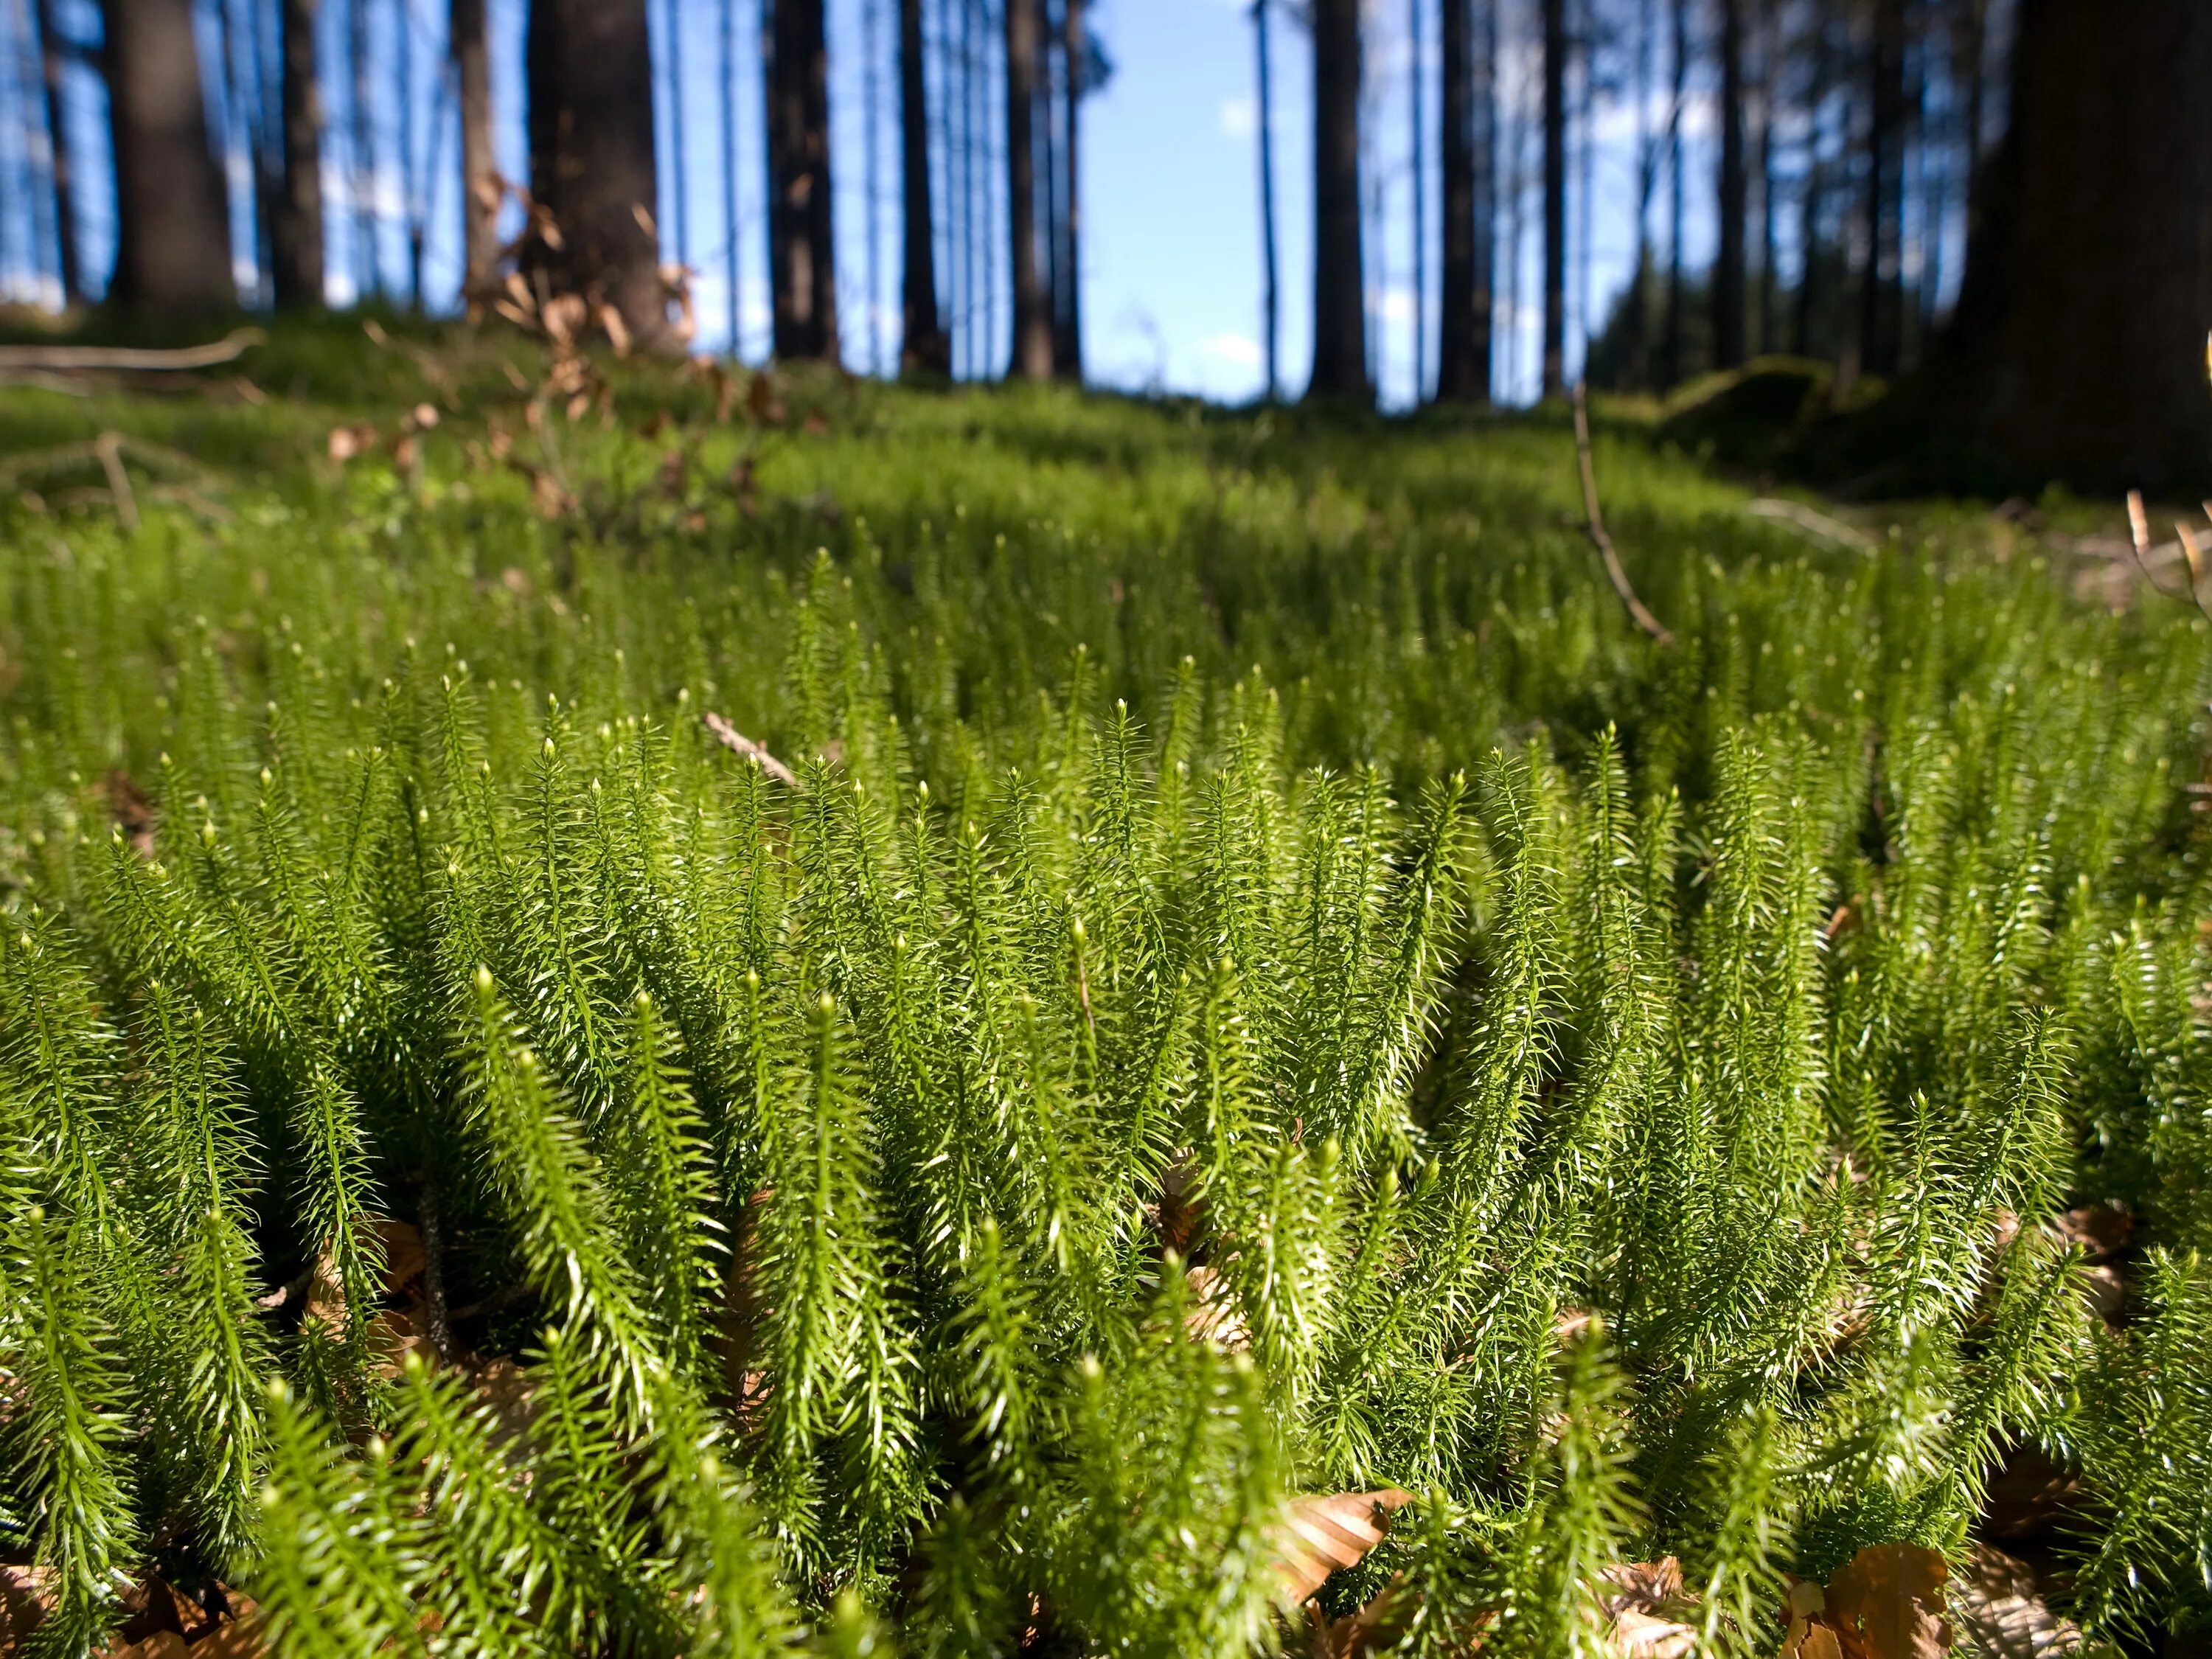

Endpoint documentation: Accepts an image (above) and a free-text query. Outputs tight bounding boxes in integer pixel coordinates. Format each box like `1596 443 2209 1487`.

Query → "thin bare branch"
701 712 799 787
0 327 265 374
94 431 139 532
1573 382 1674 645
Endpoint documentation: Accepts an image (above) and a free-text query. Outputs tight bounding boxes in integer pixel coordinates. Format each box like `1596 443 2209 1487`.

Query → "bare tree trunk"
1436 0 1480 400
1624 0 1655 388
664 0 686 276
349 0 373 297
723 0 742 353
1409 0 1426 400
765 0 838 361
452 0 497 294
1756 0 1777 353
1954 0 1987 243
1307 0 1368 402
1540 0 1564 396
271 0 324 307
1054 0 1082 378
864 0 883 372
1662 0 1686 386
1253 0 1279 398
1005 0 1050 377
1860 0 1905 375
1935 0 2212 489
104 0 235 314
1714 0 1746 367
1793 4 1829 358
900 0 948 371
1473 0 1493 397
527 0 671 349
31 0 79 302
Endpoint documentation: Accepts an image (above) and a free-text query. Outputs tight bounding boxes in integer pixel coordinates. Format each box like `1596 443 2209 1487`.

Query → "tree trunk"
1955 0 1988 243
104 0 235 315
1624 0 1655 388
271 0 324 308
1253 0 1279 398
1436 0 1479 401
31 0 80 303
452 0 498 295
1540 0 1564 397
1714 0 1746 367
1307 0 1368 403
1409 0 1426 400
899 0 948 372
723 0 742 353
1935 0 2212 490
1860 0 1905 375
1792 4 1829 358
526 0 670 349
1661 0 1686 386
1005 0 1051 378
765 0 837 361
1054 0 1083 379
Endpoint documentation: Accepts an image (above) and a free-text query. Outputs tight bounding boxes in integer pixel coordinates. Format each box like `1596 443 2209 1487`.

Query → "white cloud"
1218 95 1257 141
1199 331 1263 370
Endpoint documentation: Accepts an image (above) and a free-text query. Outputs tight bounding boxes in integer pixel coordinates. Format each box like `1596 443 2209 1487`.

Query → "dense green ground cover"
1 331 2210 1655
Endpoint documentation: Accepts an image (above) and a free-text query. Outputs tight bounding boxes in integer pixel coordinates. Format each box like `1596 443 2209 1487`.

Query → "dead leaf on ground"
1787 1544 1952 1659
1950 1543 2087 1658
1270 1489 1414 1607
1183 1262 1250 1349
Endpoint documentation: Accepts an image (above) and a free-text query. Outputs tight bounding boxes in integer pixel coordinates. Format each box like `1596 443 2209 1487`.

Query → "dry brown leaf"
1270 1490 1414 1607
1950 1543 2085 1659
1610 1607 1697 1657
1818 1544 1952 1659
1 1564 52 1652
326 423 378 463
1183 1262 1249 1349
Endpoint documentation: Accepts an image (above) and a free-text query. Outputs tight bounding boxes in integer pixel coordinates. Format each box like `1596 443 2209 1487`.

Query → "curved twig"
1573 382 1674 645
0 326 264 374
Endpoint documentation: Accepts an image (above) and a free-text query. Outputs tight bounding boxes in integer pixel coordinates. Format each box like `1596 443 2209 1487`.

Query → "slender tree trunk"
452 0 496 293
1624 0 1654 388
1712 0 1746 367
1756 0 1777 353
1956 0 1986 239
1436 0 1479 400
349 0 373 296
664 0 686 275
1054 0 1082 378
1253 0 1279 398
1308 0 1368 402
1409 0 1426 400
104 0 235 313
1473 0 1493 397
864 0 883 372
1860 0 1905 375
527 0 672 348
765 0 838 361
1662 0 1686 386
723 0 742 353
32 0 79 302
271 0 324 307
1793 5 1829 358
1935 0 2212 489
1540 0 1564 396
900 0 948 371
1005 0 1050 376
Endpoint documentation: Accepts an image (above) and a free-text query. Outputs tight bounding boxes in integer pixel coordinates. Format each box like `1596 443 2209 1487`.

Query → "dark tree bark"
764 0 838 361
527 0 670 348
1054 0 1083 379
1409 0 1426 400
1005 0 1051 377
271 0 324 308
1253 0 1279 398
1714 0 1747 367
1436 0 1481 401
1540 0 1565 397
1307 0 1369 403
1756 0 1777 353
1624 0 1657 388
1935 0 2212 490
1792 4 1831 358
1662 0 1686 386
452 0 498 294
724 0 742 352
31 0 80 303
899 0 948 372
1860 0 1906 375
349 0 373 296
1953 0 1988 243
104 0 234 314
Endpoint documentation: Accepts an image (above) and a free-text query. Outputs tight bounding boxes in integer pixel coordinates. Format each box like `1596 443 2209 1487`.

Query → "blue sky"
1 0 1979 408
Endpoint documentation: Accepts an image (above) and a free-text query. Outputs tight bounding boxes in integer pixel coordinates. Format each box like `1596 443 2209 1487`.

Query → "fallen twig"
2126 490 2192 602
1745 496 1876 551
0 326 263 375
701 713 799 787
93 431 138 532
1573 383 1674 645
